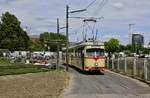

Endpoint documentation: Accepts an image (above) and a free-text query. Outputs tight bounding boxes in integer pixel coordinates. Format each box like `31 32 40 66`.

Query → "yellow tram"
63 41 106 72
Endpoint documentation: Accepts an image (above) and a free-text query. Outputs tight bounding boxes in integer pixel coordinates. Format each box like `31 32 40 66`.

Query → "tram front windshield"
86 48 104 57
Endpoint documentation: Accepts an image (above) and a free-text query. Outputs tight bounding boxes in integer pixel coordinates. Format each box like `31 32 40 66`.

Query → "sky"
0 0 150 45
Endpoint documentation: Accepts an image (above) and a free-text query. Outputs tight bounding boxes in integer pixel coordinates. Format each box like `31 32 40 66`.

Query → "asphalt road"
62 66 150 98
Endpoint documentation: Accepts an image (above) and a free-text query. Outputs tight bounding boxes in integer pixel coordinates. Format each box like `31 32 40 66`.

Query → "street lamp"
59 26 66 30
66 5 87 71
69 9 86 14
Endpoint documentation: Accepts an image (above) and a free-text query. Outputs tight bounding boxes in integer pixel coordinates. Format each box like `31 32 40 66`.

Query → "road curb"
60 72 74 98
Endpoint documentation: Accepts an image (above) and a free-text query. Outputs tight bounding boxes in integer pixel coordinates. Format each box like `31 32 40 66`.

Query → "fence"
107 57 150 83
148 58 150 81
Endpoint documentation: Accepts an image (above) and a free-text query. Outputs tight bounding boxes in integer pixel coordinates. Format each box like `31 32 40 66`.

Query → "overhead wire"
90 0 108 40
68 0 108 42
70 25 84 42
82 23 85 41
85 0 97 9
92 0 108 16
84 0 108 16
69 25 83 35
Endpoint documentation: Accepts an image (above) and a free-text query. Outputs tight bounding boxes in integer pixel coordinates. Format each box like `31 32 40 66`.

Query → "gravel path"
0 71 69 98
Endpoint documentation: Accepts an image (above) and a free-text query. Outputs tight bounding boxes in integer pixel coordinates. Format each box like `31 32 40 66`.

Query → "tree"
0 12 29 51
142 48 150 54
28 41 45 51
118 44 126 52
125 44 144 54
40 32 66 52
125 44 134 52
104 38 120 58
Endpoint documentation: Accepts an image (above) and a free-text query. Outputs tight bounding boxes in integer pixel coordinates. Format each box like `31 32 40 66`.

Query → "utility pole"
129 24 135 45
66 5 69 71
65 5 86 71
56 18 59 70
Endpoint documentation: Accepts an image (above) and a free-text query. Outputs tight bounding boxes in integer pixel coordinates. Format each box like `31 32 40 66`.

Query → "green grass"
0 59 11 66
0 59 50 76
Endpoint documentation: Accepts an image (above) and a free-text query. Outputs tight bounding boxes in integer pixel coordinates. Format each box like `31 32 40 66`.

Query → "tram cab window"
86 48 104 57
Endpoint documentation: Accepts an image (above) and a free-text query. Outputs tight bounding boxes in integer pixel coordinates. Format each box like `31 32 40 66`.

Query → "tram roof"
62 41 104 51
69 41 104 49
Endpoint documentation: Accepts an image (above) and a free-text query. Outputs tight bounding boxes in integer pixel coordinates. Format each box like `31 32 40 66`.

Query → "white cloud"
112 2 125 10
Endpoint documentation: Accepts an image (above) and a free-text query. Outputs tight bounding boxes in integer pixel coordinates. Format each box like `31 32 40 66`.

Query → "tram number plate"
93 41 98 45
91 45 99 48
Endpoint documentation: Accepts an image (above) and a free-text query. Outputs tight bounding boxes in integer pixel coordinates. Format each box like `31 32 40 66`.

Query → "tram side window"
71 53 74 58
78 52 81 57
75 50 82 58
79 50 83 58
74 51 78 58
86 48 104 57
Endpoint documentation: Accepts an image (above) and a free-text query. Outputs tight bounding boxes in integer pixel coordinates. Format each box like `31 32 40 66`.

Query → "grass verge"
0 59 50 76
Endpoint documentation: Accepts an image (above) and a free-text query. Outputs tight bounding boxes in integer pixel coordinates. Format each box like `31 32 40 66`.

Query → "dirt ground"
0 71 69 98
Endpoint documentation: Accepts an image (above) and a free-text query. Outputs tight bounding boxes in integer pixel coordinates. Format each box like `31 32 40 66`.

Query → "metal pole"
144 58 148 80
124 57 127 73
129 24 131 45
112 58 114 70
117 58 120 72
133 58 137 76
107 57 109 69
56 18 59 70
66 5 69 71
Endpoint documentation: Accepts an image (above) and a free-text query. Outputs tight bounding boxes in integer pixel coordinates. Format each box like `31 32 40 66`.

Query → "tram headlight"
95 62 98 66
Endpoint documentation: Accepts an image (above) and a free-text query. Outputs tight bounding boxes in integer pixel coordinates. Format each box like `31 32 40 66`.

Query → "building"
148 42 150 48
29 35 40 44
144 42 150 48
132 33 144 45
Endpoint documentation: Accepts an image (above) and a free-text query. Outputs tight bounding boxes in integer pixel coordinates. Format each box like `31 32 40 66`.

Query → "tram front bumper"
84 66 105 71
